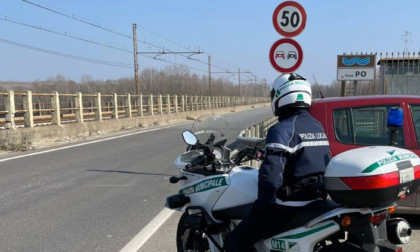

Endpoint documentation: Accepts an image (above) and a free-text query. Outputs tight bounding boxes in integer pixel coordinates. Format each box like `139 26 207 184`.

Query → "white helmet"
270 73 312 116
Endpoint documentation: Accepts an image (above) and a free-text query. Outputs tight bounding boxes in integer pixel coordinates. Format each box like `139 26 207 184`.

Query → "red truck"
309 95 420 214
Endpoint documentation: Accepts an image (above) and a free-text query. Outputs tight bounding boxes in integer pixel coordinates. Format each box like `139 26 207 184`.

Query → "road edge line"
119 208 175 252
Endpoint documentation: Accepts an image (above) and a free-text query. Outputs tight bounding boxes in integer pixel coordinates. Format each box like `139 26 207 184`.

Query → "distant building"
377 56 420 95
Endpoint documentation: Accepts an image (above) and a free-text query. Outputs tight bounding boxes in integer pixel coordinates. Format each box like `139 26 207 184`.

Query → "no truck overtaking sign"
269 38 303 73
273 1 307 37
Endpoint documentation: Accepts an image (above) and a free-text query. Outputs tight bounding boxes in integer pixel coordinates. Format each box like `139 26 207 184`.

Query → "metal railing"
237 116 277 167
240 116 277 139
0 90 269 129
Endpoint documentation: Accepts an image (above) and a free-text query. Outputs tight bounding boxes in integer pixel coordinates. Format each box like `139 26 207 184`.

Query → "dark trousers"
224 203 297 252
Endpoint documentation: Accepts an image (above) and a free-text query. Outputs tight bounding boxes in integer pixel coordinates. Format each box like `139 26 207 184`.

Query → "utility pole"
208 56 212 96
254 75 257 97
137 46 203 94
402 30 411 56
229 68 254 97
206 63 252 97
133 23 140 95
238 68 241 97
264 79 267 97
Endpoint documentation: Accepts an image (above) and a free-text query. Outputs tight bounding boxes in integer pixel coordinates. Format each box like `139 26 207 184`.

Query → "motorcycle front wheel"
176 213 210 252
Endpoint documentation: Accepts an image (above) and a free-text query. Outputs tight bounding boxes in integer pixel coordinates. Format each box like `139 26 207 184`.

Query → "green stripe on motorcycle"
362 153 417 173
179 176 228 195
274 222 335 240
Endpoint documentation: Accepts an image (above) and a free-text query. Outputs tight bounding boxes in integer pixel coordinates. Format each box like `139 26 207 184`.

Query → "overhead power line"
20 0 162 51
136 24 191 51
19 0 230 71
18 0 247 76
21 0 133 39
0 37 133 68
0 15 209 72
140 54 208 73
0 16 133 53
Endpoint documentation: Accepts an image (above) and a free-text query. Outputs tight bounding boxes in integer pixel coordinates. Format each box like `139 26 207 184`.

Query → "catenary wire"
0 16 133 54
18 0 246 76
21 0 133 40
0 37 133 68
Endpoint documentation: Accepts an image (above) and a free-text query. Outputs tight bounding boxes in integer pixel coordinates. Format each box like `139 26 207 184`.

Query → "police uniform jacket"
257 109 330 208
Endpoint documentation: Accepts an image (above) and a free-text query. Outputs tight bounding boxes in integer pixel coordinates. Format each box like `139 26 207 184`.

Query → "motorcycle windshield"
191 114 228 144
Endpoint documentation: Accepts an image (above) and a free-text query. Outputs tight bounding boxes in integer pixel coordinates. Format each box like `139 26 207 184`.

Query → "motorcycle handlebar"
185 154 207 169
233 146 264 165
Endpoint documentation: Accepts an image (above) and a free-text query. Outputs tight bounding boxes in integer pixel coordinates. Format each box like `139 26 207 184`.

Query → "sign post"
337 54 376 96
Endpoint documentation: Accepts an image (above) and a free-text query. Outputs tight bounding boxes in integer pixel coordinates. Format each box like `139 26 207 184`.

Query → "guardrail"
238 116 277 167
240 116 277 139
0 90 269 129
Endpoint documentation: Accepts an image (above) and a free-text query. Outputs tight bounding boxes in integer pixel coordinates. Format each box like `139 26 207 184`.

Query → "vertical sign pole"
133 23 140 96
208 56 212 96
238 68 241 97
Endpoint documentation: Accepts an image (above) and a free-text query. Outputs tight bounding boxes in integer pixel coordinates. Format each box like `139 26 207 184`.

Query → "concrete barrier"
236 115 277 167
0 103 269 150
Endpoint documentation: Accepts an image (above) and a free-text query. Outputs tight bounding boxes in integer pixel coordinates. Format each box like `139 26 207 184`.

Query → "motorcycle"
166 114 417 252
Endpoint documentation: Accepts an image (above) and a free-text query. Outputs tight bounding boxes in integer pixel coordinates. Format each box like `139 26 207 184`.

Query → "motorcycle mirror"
182 130 198 145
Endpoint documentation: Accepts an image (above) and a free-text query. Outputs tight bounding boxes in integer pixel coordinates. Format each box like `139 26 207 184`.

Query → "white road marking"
0 110 267 251
0 122 191 250
119 207 175 252
0 123 191 163
85 184 135 187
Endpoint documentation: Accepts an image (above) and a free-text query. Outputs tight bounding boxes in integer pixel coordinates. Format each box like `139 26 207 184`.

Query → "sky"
1 0 420 86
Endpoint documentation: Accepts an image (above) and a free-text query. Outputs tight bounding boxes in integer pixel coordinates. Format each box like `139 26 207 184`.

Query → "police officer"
224 73 331 251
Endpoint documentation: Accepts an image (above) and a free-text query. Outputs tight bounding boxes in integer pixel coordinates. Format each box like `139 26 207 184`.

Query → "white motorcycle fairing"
177 166 258 223
259 220 339 251
167 114 412 252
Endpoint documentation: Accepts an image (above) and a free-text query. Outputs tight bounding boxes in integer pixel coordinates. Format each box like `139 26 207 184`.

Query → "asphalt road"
400 215 420 252
1 106 419 252
0 107 273 252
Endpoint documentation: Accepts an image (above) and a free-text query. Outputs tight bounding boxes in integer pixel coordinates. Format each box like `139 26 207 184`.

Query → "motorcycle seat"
274 199 342 234
212 203 254 220
212 199 342 230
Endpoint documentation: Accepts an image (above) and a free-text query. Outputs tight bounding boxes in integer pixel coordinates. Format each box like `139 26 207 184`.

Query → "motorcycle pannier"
324 146 420 206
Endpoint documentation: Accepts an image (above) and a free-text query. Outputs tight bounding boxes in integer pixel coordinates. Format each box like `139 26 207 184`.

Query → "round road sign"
273 1 307 37
269 38 303 73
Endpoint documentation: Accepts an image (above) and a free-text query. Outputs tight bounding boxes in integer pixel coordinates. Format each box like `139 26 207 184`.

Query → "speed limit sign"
273 1 307 37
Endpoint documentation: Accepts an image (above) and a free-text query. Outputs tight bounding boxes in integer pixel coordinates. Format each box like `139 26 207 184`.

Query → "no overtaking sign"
269 38 303 73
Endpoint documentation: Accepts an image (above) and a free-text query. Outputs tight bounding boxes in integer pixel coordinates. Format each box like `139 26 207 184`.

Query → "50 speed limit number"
272 1 307 37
